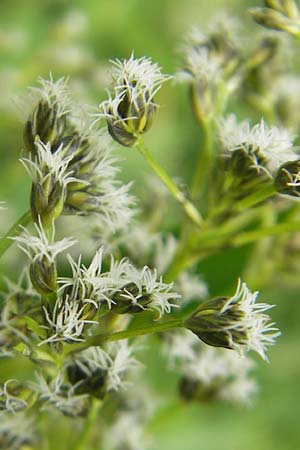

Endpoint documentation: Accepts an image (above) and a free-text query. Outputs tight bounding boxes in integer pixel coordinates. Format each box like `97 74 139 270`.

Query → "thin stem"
233 184 276 212
64 318 184 356
136 139 203 227
0 210 32 258
231 220 300 247
191 119 213 198
73 399 101 450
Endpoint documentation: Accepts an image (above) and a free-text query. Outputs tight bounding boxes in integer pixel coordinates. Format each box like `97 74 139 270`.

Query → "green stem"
136 139 203 227
231 220 300 247
191 119 213 198
64 318 184 356
165 206 267 281
0 210 32 258
73 399 100 450
233 184 276 212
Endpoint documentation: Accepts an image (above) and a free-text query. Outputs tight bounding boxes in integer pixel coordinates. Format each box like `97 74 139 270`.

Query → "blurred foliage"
0 0 299 449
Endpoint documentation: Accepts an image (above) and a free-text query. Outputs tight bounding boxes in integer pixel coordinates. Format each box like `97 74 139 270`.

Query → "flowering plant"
1 1 300 449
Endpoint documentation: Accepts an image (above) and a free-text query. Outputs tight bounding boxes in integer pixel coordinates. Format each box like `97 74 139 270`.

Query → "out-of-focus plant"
2 2 300 449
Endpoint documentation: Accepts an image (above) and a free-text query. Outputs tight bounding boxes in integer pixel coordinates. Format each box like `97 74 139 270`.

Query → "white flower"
110 52 171 106
40 296 97 345
219 115 298 173
60 248 131 309
103 412 151 450
60 248 179 317
29 74 71 118
219 279 281 361
177 46 222 84
20 140 77 187
96 53 171 146
164 330 257 405
0 412 35 449
185 279 280 361
35 373 89 416
122 265 181 318
12 218 76 262
63 129 136 230
68 340 139 392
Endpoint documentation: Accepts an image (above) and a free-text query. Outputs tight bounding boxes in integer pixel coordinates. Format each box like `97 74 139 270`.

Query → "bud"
99 54 170 147
29 255 57 295
111 282 152 314
105 92 156 147
274 159 300 196
30 178 66 228
250 6 300 35
264 0 299 18
184 280 280 360
24 100 67 156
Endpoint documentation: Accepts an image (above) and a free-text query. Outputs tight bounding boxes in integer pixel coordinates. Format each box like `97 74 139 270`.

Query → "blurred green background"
0 0 299 449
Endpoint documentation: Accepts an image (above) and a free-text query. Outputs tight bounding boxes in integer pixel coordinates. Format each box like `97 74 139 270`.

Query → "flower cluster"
23 76 135 230
164 330 257 405
0 7 291 447
219 114 297 174
177 16 242 121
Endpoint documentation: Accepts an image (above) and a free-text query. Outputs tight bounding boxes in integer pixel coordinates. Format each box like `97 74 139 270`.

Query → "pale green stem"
165 209 300 281
73 399 101 450
207 184 276 220
64 318 184 356
0 210 32 259
231 220 300 247
136 139 203 227
233 184 276 212
164 206 267 281
191 119 213 198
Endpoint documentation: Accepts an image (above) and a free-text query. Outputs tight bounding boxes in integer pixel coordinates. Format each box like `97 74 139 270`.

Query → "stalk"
136 139 203 227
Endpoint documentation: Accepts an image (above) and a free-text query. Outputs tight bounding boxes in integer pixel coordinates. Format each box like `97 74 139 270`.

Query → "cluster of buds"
250 1 300 36
212 114 299 218
177 17 242 122
23 76 134 230
98 53 171 147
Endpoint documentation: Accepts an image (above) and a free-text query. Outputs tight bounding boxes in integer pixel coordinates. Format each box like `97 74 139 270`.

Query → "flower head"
35 373 90 417
41 296 97 345
66 340 139 398
0 412 36 449
184 279 280 361
21 140 77 226
219 115 297 173
24 75 70 155
98 53 171 146
164 330 257 405
13 218 76 295
111 266 180 318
